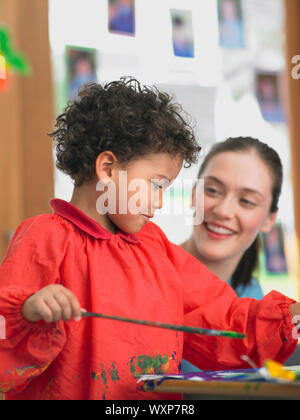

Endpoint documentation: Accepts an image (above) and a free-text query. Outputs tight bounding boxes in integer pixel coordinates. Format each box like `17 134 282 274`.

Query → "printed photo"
262 224 288 275
218 0 244 48
66 46 98 100
256 71 285 123
108 0 135 36
170 9 194 58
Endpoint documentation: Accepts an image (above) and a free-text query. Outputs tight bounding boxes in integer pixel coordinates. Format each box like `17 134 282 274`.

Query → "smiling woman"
181 137 282 298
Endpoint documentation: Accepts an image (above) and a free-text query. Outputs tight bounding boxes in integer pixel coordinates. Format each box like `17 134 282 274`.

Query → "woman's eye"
205 186 219 195
241 199 257 208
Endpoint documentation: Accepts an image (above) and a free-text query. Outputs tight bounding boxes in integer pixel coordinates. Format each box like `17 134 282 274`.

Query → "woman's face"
192 150 277 264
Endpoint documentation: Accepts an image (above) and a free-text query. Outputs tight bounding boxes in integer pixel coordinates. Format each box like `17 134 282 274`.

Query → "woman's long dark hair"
198 137 283 292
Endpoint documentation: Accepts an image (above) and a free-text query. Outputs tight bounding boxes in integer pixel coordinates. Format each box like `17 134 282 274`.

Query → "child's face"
98 153 183 234
192 151 277 265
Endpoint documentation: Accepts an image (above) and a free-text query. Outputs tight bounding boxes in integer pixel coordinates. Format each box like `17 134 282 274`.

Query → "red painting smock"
0 199 297 400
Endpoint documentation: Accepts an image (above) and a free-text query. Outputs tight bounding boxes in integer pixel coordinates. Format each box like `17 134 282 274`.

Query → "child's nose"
153 189 164 210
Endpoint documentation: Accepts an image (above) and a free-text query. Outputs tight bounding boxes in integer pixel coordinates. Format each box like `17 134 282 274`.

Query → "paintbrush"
81 311 246 339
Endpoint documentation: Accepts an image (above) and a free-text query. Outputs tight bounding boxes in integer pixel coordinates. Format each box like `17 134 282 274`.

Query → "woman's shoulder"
232 277 264 300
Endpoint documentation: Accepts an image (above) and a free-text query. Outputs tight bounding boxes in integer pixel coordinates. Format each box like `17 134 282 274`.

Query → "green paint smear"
244 383 251 392
130 358 136 376
254 383 261 391
100 364 107 386
92 371 98 381
91 365 108 385
110 363 120 382
130 354 170 378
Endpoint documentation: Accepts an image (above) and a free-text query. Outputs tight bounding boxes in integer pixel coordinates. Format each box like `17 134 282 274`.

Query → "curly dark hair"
49 77 201 186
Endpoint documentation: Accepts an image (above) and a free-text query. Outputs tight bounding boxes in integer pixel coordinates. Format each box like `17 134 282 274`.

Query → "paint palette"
139 363 300 400
138 362 300 386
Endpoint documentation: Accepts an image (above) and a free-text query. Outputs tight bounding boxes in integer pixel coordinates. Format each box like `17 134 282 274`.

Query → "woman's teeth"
206 223 235 235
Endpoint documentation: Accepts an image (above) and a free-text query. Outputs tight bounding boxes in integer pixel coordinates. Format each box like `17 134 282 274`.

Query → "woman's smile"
204 221 237 240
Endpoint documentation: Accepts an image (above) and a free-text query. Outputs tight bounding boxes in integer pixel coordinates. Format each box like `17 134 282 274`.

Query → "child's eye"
151 181 163 191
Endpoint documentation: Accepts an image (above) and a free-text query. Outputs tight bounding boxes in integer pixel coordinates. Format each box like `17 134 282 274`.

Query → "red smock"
0 199 297 400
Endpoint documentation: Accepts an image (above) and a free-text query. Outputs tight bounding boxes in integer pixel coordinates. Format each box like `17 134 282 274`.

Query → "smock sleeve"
147 222 298 371
0 216 69 394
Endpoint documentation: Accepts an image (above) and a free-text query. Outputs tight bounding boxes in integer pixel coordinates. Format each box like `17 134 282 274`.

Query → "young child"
0 78 299 400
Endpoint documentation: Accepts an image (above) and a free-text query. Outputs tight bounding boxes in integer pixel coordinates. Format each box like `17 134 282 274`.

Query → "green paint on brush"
81 311 246 339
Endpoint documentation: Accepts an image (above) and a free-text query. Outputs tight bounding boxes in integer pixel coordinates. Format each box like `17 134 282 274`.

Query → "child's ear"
260 211 278 234
95 151 118 182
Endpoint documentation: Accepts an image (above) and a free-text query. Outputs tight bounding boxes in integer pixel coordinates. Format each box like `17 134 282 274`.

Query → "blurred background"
0 0 300 300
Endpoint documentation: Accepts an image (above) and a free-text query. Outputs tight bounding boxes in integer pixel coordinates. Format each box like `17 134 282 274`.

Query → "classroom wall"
49 0 221 87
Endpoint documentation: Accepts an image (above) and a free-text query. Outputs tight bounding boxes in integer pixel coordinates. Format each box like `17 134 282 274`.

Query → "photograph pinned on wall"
262 224 288 275
217 0 245 49
255 71 286 123
170 9 194 58
66 46 98 101
108 0 135 36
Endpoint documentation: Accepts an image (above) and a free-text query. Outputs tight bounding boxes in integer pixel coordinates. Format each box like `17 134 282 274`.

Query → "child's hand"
22 285 82 323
